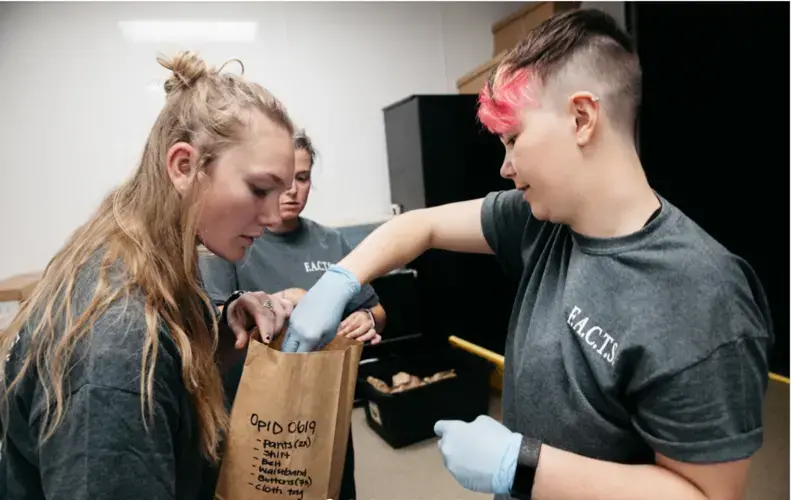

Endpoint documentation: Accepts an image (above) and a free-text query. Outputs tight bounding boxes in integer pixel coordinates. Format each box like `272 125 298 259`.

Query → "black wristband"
220 290 247 327
509 436 542 500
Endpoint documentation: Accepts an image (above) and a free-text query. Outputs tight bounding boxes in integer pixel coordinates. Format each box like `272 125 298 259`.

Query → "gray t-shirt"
199 217 379 314
0 254 216 500
481 190 773 498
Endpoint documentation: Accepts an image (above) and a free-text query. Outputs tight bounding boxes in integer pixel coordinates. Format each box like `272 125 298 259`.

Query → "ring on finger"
262 300 274 313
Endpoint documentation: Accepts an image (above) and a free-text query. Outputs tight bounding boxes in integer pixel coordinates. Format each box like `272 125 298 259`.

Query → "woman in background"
0 51 297 499
200 130 386 500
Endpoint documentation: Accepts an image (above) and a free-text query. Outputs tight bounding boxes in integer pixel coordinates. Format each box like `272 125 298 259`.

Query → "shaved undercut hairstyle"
478 8 641 138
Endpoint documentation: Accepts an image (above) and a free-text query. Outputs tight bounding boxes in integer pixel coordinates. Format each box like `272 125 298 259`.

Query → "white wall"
0 1 525 279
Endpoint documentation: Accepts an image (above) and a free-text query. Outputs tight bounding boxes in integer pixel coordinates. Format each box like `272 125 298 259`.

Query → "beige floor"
352 380 789 500
351 400 494 500
744 380 789 500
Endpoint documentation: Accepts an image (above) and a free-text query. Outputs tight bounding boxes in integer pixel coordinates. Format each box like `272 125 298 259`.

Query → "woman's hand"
226 292 293 348
272 288 307 306
337 310 381 345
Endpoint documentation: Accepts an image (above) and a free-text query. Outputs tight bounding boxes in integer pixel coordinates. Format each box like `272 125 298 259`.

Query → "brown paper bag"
215 334 363 500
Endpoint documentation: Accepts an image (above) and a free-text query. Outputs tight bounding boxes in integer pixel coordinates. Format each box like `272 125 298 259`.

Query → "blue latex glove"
281 265 361 353
434 415 523 494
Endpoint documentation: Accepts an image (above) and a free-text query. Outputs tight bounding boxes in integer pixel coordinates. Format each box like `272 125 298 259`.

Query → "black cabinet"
369 269 422 343
382 95 517 354
384 94 513 212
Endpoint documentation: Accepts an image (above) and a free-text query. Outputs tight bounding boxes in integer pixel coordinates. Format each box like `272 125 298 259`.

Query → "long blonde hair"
0 51 294 461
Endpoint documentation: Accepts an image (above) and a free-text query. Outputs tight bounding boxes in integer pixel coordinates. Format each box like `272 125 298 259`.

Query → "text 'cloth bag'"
215 334 363 500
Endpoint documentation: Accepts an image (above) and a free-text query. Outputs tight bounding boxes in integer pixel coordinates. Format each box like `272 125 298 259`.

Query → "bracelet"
363 308 376 330
509 436 542 500
220 290 247 327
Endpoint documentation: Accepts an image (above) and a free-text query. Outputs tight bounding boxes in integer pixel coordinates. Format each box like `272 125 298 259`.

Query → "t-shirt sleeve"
339 234 380 313
345 284 380 314
480 189 537 278
339 234 355 256
632 336 770 463
631 249 774 464
198 252 238 304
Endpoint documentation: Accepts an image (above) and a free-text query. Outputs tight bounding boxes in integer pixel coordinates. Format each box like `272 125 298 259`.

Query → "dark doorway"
628 2 790 376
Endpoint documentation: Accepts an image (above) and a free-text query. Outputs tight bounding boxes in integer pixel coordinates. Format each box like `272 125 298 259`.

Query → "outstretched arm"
340 198 492 285
281 199 493 352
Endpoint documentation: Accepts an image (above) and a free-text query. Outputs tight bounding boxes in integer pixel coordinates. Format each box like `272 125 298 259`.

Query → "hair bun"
157 51 212 95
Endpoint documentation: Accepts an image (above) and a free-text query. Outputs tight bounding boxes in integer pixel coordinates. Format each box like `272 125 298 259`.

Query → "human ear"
165 142 198 194
567 91 600 147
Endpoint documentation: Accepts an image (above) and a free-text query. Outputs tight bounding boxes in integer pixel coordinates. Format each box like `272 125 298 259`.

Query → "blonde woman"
0 52 297 499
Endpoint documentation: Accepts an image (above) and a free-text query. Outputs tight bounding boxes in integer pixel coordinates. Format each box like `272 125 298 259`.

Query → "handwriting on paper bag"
250 414 317 435
247 414 319 499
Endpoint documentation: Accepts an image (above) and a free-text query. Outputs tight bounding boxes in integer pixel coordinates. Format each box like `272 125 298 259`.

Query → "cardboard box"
491 2 581 56
0 272 43 302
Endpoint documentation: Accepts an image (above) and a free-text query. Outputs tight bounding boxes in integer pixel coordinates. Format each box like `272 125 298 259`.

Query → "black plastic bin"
358 345 493 449
354 333 428 407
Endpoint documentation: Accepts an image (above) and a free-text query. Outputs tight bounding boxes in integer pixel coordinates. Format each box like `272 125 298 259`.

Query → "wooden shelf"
456 2 581 95
0 271 42 302
456 50 508 95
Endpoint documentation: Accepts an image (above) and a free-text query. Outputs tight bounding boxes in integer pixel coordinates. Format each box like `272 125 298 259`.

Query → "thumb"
226 306 248 349
434 419 457 438
281 330 300 353
295 338 314 353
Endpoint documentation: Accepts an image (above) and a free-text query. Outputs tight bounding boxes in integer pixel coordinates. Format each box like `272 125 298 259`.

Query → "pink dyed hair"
477 65 539 136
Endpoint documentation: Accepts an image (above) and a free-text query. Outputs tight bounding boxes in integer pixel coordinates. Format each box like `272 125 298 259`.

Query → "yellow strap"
448 335 504 368
449 335 790 385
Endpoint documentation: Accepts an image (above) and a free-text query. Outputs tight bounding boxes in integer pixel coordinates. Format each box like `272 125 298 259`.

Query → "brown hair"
480 8 641 135
0 51 294 461
293 129 317 168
